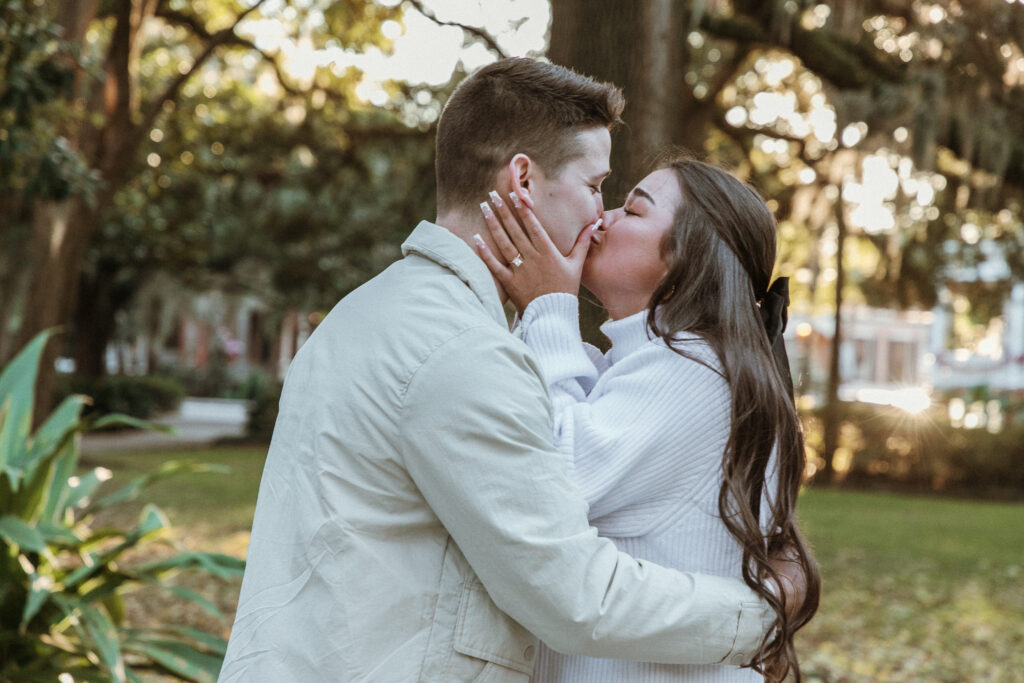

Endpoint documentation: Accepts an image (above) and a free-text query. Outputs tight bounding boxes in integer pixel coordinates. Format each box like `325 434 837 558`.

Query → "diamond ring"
511 254 524 267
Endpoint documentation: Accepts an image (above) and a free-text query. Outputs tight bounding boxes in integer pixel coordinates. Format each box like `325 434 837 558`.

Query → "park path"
81 397 249 453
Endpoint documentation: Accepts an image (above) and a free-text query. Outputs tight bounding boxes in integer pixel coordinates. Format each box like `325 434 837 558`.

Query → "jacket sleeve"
398 324 773 665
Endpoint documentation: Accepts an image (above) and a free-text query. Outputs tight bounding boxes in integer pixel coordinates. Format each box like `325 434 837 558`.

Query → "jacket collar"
402 221 506 327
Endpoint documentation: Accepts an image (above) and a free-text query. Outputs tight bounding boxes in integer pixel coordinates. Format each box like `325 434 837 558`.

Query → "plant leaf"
62 466 109 512
18 394 86 479
78 602 128 682
64 506 169 590
0 330 51 474
35 436 78 523
22 569 56 626
35 520 82 546
52 594 128 683
161 584 224 619
162 626 229 656
121 638 222 683
91 461 228 511
124 625 228 656
0 515 46 552
136 550 245 581
90 413 176 433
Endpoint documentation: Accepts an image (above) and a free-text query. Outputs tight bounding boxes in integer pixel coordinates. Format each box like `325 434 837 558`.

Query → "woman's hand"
474 189 599 314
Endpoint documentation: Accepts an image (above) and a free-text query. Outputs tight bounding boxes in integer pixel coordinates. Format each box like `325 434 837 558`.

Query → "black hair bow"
759 277 795 402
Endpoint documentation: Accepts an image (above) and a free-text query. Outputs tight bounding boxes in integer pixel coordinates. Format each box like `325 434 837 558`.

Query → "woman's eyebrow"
631 187 656 205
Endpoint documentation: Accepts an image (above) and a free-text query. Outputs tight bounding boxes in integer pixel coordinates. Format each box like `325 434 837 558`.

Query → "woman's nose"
603 206 623 227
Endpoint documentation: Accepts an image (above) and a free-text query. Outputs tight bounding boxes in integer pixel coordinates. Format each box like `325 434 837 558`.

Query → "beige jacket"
218 222 774 682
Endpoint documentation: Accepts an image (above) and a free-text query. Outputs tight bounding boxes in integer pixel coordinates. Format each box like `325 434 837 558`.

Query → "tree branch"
156 5 307 97
113 0 269 183
700 12 906 89
405 0 507 59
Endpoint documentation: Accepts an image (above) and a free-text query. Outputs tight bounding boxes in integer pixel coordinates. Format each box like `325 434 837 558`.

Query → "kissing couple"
220 57 820 683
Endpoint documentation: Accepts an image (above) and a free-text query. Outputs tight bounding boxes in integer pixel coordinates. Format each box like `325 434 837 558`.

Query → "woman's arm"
522 303 731 528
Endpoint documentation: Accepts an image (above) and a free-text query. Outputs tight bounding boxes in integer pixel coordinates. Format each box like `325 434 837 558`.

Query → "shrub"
236 372 281 442
55 374 186 420
807 401 1024 497
1 332 243 682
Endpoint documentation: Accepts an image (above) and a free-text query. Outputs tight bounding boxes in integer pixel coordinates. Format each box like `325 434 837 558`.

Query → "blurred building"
787 282 1024 424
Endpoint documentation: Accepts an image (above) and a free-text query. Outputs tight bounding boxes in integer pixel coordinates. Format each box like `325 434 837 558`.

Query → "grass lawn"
85 447 1024 682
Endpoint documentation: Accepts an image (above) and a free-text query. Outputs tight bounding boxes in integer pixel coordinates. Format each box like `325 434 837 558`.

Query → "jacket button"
523 645 535 660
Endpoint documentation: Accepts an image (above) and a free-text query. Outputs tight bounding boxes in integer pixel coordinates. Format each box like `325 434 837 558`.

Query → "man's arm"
399 328 775 665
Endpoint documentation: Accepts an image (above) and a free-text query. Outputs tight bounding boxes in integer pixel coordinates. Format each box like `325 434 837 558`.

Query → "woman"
474 156 820 682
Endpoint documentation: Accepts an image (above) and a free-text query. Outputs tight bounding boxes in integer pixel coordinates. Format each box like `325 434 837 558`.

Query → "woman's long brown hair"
646 157 821 681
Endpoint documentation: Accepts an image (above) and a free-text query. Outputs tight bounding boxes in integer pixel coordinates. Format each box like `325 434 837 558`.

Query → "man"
220 58 786 682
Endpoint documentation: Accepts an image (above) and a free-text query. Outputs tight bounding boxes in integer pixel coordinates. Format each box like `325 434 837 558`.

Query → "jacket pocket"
452 580 537 678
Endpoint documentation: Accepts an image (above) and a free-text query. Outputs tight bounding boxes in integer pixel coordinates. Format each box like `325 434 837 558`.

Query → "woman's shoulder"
647 331 724 375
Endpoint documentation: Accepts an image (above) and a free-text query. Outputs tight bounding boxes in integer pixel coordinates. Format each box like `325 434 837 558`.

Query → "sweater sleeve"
521 299 732 534
519 294 607 446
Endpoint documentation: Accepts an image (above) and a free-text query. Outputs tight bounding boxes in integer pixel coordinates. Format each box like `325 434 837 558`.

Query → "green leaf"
52 594 127 681
122 638 222 682
19 394 86 469
123 625 228 656
78 602 128 682
90 413 176 433
161 584 224 619
64 506 169 590
36 436 78 523
35 520 82 546
62 466 110 512
22 569 56 626
136 550 245 581
91 461 228 511
79 570 132 604
0 330 51 474
163 626 229 656
0 515 46 552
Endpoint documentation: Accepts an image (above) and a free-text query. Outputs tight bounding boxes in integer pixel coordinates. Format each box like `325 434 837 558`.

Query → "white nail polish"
488 190 504 207
509 192 521 208
480 202 493 218
591 218 603 231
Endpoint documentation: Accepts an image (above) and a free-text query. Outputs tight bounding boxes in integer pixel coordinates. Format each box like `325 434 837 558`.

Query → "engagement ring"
511 254 524 267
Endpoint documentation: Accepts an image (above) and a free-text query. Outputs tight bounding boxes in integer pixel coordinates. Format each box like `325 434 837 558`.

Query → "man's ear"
508 154 536 208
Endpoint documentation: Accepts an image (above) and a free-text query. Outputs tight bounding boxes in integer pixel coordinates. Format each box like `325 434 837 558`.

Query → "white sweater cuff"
520 293 596 386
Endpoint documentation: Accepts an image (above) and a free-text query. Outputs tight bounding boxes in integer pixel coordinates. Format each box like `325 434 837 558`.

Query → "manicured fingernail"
479 202 494 219
473 233 486 248
509 191 522 209
488 190 504 208
591 218 603 231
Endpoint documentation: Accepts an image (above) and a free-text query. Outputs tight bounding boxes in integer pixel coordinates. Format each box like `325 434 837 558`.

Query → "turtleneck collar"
600 310 653 364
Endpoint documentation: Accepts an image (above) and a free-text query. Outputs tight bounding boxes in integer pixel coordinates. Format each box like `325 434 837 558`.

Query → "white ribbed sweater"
520 293 766 683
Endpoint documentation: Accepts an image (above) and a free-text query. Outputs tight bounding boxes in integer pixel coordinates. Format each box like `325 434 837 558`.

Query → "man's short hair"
435 57 624 214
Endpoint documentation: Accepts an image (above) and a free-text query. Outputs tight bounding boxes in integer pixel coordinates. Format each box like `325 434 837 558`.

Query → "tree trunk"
72 267 122 378
16 198 99 418
821 189 848 484
0 225 33 365
17 0 158 420
551 1 696 343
